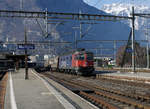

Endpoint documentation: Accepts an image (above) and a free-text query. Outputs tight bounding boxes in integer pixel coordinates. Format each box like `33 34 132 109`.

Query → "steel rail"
44 73 150 108
96 74 150 89
95 91 150 109
70 79 150 103
50 73 150 109
79 91 118 109
43 73 118 109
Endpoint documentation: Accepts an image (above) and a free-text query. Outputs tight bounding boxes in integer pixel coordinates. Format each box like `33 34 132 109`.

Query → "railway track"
95 75 150 96
95 67 150 73
41 72 150 109
96 74 150 84
0 72 8 109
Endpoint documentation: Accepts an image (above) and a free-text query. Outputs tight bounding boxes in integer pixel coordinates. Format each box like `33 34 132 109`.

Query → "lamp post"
24 27 28 80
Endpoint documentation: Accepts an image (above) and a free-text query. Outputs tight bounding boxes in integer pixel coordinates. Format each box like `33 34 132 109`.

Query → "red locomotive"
71 50 94 74
48 49 94 75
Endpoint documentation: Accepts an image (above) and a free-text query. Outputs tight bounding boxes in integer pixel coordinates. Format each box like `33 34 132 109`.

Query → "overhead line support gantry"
0 9 135 71
0 10 132 21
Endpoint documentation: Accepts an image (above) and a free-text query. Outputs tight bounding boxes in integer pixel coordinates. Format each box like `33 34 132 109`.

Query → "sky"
83 0 150 9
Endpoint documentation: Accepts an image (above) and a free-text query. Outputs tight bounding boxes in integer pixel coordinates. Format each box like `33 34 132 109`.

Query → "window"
87 53 93 60
79 54 84 60
74 54 85 60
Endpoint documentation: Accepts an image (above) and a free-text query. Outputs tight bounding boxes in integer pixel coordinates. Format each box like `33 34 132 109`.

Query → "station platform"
4 69 98 109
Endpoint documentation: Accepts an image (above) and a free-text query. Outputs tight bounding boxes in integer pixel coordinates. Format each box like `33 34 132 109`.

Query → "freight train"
46 49 94 75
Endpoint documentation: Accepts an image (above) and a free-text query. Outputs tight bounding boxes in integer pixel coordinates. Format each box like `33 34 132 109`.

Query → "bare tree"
116 42 147 68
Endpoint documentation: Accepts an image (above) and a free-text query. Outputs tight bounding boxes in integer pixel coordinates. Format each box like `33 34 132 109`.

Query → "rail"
41 72 150 109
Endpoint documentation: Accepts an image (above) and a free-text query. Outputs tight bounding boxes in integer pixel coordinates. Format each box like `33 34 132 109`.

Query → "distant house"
94 56 115 67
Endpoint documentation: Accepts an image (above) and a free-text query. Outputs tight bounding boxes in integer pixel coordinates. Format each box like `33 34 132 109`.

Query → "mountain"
0 0 132 55
36 0 131 42
101 3 150 39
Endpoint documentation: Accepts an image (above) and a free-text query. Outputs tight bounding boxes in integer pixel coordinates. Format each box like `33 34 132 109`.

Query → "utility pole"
75 31 77 49
45 8 48 37
131 6 135 72
72 27 79 49
100 44 103 57
146 34 149 69
20 0 23 10
80 22 82 38
79 10 82 38
25 27 28 80
113 40 116 62
145 28 149 69
95 49 98 56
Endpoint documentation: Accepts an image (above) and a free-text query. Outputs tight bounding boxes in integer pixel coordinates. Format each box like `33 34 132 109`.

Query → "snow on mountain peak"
101 3 150 30
102 3 149 16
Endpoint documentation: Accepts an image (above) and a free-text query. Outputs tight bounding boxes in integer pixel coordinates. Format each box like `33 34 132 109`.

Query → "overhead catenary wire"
2 0 150 56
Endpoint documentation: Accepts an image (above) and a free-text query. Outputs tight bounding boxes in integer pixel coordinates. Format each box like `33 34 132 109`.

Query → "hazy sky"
83 0 150 9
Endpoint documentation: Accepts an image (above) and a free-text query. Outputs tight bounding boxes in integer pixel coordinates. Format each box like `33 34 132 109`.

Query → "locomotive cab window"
78 54 85 60
87 53 93 60
75 54 85 60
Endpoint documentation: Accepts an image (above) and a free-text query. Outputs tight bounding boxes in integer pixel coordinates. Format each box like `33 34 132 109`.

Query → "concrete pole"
96 49 98 56
79 11 82 38
20 0 23 10
100 44 103 56
80 22 82 38
131 6 135 72
146 32 149 69
45 8 48 37
75 31 77 49
113 40 116 62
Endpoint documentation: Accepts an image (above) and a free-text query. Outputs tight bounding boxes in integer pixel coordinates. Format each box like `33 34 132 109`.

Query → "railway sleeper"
45 73 150 108
58 77 150 104
79 91 118 109
97 75 150 88
95 91 150 109
47 74 93 93
94 85 150 102
53 73 150 104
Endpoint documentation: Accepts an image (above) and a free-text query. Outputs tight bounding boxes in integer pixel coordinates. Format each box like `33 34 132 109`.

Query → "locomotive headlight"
85 61 88 66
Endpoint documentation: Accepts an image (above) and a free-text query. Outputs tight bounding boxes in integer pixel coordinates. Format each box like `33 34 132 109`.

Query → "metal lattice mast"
131 6 135 72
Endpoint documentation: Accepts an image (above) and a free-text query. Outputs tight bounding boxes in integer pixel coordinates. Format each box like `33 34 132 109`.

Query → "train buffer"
4 68 98 109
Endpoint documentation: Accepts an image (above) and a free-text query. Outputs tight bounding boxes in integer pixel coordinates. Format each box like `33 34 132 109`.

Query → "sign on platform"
126 48 132 53
18 44 35 50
